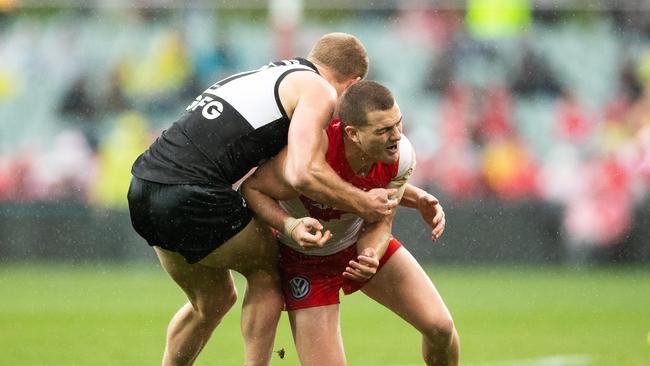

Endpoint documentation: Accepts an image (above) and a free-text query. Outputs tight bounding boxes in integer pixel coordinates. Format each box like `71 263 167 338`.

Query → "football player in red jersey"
242 81 459 366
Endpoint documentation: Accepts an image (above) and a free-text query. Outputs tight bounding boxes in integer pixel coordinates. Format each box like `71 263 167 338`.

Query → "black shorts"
127 176 252 264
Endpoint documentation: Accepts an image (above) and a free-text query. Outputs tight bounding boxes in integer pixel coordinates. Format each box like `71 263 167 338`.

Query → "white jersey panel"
209 64 313 129
388 134 416 190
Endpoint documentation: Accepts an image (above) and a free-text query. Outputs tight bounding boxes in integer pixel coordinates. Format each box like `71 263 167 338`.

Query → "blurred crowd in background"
1 0 650 255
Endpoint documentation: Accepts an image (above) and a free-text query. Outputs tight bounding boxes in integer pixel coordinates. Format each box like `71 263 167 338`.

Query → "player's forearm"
241 183 290 232
356 216 393 259
400 183 429 208
289 159 366 214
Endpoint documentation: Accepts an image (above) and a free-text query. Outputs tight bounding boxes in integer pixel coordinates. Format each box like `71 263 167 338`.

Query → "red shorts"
279 238 402 311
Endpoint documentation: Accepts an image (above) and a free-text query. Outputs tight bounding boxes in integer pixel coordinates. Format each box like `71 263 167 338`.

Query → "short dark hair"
339 80 395 127
308 32 369 81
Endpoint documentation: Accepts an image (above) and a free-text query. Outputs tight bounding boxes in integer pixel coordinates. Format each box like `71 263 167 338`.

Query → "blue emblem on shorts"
289 276 310 300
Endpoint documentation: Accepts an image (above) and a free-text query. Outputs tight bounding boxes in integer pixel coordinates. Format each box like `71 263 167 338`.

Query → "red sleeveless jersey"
279 119 415 256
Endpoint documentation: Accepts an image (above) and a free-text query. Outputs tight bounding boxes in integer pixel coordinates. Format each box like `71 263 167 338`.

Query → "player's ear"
344 125 360 143
343 76 360 90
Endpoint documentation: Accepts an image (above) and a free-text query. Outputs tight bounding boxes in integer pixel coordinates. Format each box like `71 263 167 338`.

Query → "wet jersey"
278 119 416 256
132 58 319 185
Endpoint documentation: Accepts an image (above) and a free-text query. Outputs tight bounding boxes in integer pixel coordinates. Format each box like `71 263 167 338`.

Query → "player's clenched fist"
360 188 399 223
285 217 332 249
342 247 379 282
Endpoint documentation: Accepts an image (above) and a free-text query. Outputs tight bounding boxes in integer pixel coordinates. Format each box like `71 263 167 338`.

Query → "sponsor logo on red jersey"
288 275 311 300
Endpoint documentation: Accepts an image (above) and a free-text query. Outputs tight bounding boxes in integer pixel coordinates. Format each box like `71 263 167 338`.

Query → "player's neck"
343 135 373 176
311 61 346 96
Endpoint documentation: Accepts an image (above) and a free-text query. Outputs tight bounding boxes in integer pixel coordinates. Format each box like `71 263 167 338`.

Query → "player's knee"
197 287 238 323
422 315 455 344
218 287 239 312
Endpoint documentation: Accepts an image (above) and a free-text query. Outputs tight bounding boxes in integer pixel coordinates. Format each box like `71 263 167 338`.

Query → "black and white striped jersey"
132 58 319 185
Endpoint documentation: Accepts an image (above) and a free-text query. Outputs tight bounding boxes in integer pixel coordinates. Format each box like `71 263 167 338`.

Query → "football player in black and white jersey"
127 33 399 366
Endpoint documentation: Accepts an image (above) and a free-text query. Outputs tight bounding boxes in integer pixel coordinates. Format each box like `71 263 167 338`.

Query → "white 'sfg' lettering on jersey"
186 96 224 120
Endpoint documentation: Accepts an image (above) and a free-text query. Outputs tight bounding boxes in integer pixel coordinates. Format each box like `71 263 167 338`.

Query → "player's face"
357 103 403 164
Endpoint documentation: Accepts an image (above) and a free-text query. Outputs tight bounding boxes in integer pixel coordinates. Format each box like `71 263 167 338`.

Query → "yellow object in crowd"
122 30 191 97
92 111 151 209
466 0 532 39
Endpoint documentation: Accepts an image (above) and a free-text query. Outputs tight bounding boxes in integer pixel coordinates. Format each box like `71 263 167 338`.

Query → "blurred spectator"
474 84 513 144
636 47 650 87
619 59 644 102
610 6 650 40
625 85 650 132
626 90 650 183
397 4 463 47
480 133 539 200
10 150 36 202
122 30 191 99
563 154 633 262
59 75 100 150
0 67 17 101
424 36 461 94
407 5 465 94
22 131 95 203
104 64 131 115
596 117 633 155
635 125 650 184
59 75 97 120
538 143 583 205
185 34 239 99
554 90 594 143
91 111 151 209
0 0 16 20
598 62 641 154
0 154 16 201
511 43 562 97
422 83 483 199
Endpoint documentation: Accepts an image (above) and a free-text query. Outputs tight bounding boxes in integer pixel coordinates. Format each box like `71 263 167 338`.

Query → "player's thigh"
289 305 346 365
361 247 453 333
154 246 236 310
199 217 280 276
288 304 340 338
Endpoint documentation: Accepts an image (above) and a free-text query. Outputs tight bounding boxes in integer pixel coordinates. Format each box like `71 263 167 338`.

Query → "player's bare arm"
279 71 398 223
342 209 396 282
343 171 412 283
400 183 446 241
241 149 332 248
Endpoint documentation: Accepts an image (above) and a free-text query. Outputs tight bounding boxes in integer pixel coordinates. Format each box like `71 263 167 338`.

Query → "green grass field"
1 263 649 365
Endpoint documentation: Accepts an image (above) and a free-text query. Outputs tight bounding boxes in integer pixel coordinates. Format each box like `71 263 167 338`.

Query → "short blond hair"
308 32 369 82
